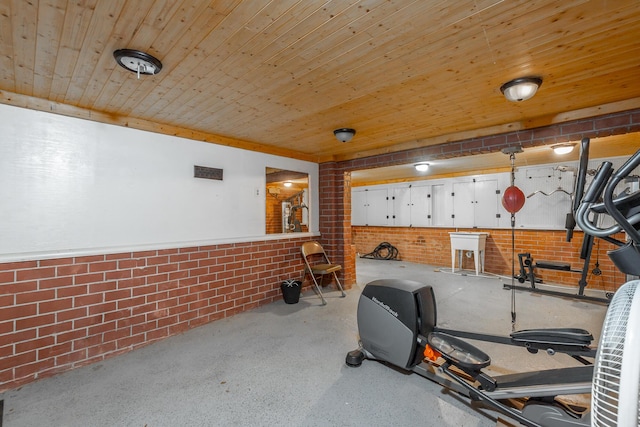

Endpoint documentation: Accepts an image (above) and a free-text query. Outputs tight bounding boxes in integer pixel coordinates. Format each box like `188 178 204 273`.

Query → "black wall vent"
194 165 223 181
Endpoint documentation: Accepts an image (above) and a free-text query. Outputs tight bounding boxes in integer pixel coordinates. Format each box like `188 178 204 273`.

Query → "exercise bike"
346 148 640 426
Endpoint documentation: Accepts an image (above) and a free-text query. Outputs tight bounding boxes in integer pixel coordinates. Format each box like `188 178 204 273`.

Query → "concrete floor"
1 259 608 427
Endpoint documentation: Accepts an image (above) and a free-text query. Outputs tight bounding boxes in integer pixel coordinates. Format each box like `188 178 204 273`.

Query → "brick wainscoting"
0 236 323 391
352 226 626 293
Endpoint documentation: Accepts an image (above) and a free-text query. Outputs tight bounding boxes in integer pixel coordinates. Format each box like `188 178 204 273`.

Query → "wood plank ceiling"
1 0 639 165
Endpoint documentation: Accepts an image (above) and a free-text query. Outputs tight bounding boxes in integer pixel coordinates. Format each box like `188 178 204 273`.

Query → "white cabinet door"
452 181 475 227
452 179 499 227
366 188 389 226
351 189 368 225
351 188 389 226
392 187 411 226
475 179 499 227
410 185 432 227
431 184 449 226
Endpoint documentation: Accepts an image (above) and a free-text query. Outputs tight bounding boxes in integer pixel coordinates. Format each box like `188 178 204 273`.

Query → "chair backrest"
301 241 326 258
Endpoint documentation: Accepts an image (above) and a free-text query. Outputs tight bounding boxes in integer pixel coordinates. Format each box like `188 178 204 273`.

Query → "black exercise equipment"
347 275 640 426
503 138 611 304
346 279 597 427
510 236 612 304
575 147 640 276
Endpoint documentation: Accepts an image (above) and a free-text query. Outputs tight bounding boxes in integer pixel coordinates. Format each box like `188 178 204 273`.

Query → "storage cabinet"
391 187 411 226
351 159 600 230
451 179 500 228
352 187 389 226
353 184 449 227
408 185 432 227
431 184 449 226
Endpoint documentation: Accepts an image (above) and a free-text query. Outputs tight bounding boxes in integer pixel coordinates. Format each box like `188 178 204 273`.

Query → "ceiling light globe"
414 163 429 172
333 128 356 143
500 77 542 102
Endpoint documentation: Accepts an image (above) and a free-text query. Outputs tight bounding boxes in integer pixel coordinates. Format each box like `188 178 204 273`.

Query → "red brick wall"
352 226 626 293
0 237 310 391
319 165 356 286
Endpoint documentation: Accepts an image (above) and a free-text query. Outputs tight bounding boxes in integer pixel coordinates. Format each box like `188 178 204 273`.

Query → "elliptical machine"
346 278 598 427
346 148 640 427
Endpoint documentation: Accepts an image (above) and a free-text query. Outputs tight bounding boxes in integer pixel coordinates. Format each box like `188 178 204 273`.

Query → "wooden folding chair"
301 241 346 305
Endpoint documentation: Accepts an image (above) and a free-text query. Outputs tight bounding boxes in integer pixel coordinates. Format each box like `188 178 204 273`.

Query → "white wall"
0 104 319 261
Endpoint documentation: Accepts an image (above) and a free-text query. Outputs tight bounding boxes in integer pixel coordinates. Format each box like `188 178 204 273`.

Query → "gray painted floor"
1 259 608 427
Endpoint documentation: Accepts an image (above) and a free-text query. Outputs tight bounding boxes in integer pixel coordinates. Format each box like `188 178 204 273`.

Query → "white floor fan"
591 279 640 426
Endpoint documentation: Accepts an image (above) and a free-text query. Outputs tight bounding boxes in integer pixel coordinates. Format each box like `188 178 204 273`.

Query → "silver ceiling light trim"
333 128 356 143
500 77 542 102
113 49 163 79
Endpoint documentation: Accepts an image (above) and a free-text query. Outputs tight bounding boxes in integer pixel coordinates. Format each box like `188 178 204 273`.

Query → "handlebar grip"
572 137 590 213
604 148 640 243
583 162 613 203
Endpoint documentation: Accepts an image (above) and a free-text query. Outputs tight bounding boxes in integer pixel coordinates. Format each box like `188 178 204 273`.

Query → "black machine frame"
502 138 613 304
346 279 597 427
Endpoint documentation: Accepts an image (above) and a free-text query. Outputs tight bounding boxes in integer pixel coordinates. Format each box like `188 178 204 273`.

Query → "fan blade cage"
591 280 640 427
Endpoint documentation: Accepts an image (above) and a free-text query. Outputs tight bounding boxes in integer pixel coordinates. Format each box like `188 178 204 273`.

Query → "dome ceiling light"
113 49 163 79
333 128 356 143
551 143 576 155
414 163 430 172
500 77 542 102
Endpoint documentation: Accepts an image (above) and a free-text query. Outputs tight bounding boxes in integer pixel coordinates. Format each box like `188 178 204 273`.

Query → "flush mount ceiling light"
333 128 356 143
551 143 576 155
500 77 542 102
414 162 430 172
283 181 292 187
113 49 163 79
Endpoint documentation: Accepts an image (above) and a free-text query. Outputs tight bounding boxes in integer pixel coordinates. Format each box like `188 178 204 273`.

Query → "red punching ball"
502 185 525 214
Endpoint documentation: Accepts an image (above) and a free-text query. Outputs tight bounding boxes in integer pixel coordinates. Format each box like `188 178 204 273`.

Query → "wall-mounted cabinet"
352 183 452 227
390 187 411 226
352 155 634 231
352 186 416 226
352 187 389 226
353 177 504 229
431 184 448 226
451 179 500 228
408 185 432 227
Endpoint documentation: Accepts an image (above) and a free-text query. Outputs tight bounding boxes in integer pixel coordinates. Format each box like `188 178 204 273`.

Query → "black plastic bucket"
281 280 302 304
